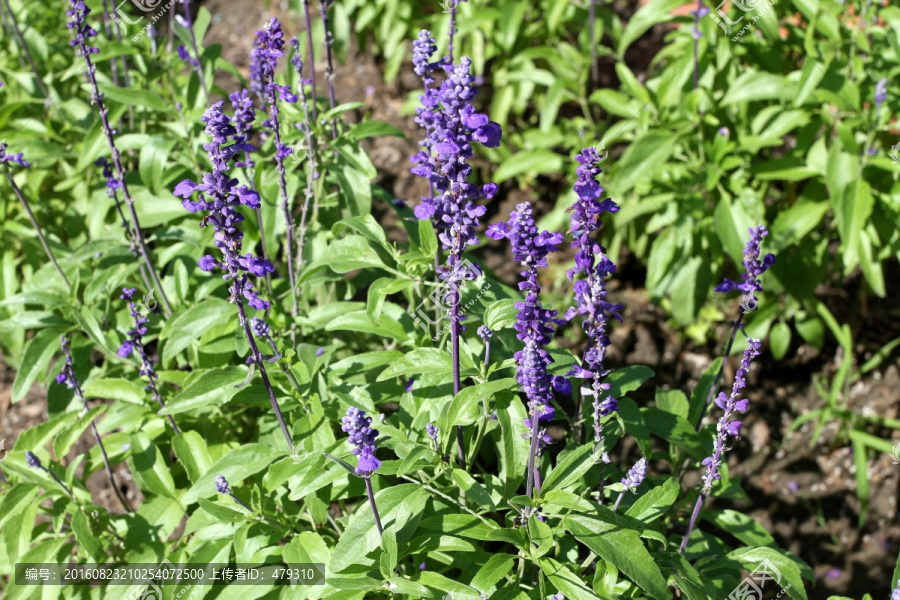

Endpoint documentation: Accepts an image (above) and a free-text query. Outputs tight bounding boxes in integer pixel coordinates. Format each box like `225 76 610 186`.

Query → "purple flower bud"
315 347 325 357
341 407 381 476
26 451 41 469
621 457 648 493
477 325 493 341
215 475 230 495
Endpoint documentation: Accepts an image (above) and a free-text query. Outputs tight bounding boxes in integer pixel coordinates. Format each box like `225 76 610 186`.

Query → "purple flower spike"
477 325 493 341
26 450 41 469
700 338 761 496
565 147 622 447
0 140 30 167
892 578 900 600
714 225 776 306
875 78 888 112
119 288 180 434
341 407 381 477
174 103 271 309
621 457 648 493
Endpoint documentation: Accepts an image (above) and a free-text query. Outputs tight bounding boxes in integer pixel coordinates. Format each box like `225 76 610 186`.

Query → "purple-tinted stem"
293 51 317 275
43 465 74 498
265 101 298 313
679 492 705 553
483 340 490 368
0 1 27 70
107 185 154 293
319 0 338 139
694 311 744 431
1 0 47 97
365 476 383 536
108 0 131 89
68 372 132 512
182 0 208 98
589 0 598 88
89 419 133 511
144 367 180 434
75 40 173 316
5 168 71 287
525 409 540 498
302 0 319 124
229 492 252 512
232 269 293 450
533 463 542 495
613 491 624 511
452 294 466 467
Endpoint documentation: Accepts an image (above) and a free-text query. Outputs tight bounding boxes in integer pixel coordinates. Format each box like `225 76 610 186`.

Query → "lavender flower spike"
26 451 73 497
250 18 299 309
118 288 180 434
695 226 774 429
319 0 338 139
892 579 900 600
409 47 502 467
58 335 132 511
564 147 621 449
342 407 383 535
426 423 440 453
488 202 566 497
66 0 172 316
690 0 710 90
680 338 761 554
478 324 493 366
613 457 647 510
2 141 70 287
174 102 293 450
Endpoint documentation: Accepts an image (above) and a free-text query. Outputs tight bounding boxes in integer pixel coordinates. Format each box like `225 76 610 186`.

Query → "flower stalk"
58 336 133 512
67 0 173 317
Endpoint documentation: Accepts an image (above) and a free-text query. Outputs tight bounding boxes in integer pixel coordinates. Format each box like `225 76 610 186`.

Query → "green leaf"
72 510 105 561
625 478 679 523
139 136 176 195
725 546 812 600
159 366 247 415
346 121 405 141
540 557 605 600
53 405 106 459
497 396 530 497
172 430 214 484
705 510 776 547
617 0 686 57
483 298 518 331
377 348 453 382
183 444 280 504
443 378 516 428
98 84 168 111
688 358 723 426
494 150 564 183
566 514 669 600
605 366 655 399
82 378 147 405
12 328 63 402
129 432 176 499
329 483 428 572
161 299 234 363
643 408 706 459
721 72 795 104
304 235 389 278
541 444 601 495
470 553 517 595
451 469 496 511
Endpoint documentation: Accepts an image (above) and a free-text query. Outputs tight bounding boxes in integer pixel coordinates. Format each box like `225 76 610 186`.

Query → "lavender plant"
613 457 647 510
250 18 300 309
410 40 501 465
173 102 292 449
695 225 775 428
117 288 180 434
66 0 173 316
57 335 133 512
487 201 565 497
564 148 621 451
341 407 383 535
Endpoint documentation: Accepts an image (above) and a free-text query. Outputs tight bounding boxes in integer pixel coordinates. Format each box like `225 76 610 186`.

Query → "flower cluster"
26 450 41 469
229 89 256 169
409 39 501 268
0 140 30 168
690 0 710 40
621 457 648 493
426 423 440 452
173 102 273 310
700 338 760 495
341 407 381 476
714 225 776 307
66 1 99 56
564 148 622 443
215 475 230 495
56 336 83 393
489 203 567 451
